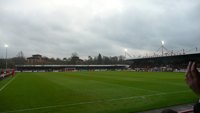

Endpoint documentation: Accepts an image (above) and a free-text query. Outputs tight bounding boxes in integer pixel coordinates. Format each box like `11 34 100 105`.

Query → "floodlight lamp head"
4 44 8 48
161 41 165 45
124 48 128 52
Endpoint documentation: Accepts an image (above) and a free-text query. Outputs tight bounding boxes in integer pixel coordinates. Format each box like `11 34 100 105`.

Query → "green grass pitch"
0 71 198 113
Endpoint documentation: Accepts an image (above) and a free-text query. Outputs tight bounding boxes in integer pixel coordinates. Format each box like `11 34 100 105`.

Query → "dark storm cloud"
0 0 200 59
88 0 200 50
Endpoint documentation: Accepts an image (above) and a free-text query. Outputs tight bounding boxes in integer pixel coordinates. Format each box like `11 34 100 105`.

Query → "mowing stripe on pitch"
87 78 161 93
0 75 17 92
0 90 191 113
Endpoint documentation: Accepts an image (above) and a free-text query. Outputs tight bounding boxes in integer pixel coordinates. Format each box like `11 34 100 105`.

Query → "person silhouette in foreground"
185 61 200 113
162 61 200 113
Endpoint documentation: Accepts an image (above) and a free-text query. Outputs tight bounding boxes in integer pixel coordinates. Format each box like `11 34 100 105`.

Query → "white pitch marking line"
0 90 191 113
0 76 17 92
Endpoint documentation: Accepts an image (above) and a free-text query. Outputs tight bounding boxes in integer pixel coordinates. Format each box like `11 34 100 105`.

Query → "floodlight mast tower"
161 41 164 56
124 49 133 59
124 49 128 58
4 44 8 70
157 41 168 56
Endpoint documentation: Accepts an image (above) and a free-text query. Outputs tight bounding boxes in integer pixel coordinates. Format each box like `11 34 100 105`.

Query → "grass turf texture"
0 72 198 113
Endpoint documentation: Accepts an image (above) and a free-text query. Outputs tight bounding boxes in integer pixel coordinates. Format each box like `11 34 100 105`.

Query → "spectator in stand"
185 61 200 113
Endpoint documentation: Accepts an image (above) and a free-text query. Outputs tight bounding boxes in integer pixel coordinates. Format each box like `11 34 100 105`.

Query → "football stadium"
0 49 200 113
1 1 200 113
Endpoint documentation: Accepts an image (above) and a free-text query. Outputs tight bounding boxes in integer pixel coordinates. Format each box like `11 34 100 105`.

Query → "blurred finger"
191 62 200 79
185 72 191 85
185 75 189 85
186 61 192 74
185 62 192 78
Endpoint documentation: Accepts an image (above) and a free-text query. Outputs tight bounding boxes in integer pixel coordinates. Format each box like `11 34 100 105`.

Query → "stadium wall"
15 65 129 72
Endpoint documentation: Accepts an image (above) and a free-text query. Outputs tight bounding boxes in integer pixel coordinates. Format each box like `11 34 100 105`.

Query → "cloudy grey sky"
0 0 200 59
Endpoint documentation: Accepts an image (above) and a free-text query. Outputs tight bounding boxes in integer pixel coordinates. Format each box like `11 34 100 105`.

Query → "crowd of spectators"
0 69 15 79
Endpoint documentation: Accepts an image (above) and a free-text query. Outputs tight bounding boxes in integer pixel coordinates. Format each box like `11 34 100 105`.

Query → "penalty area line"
0 90 191 113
